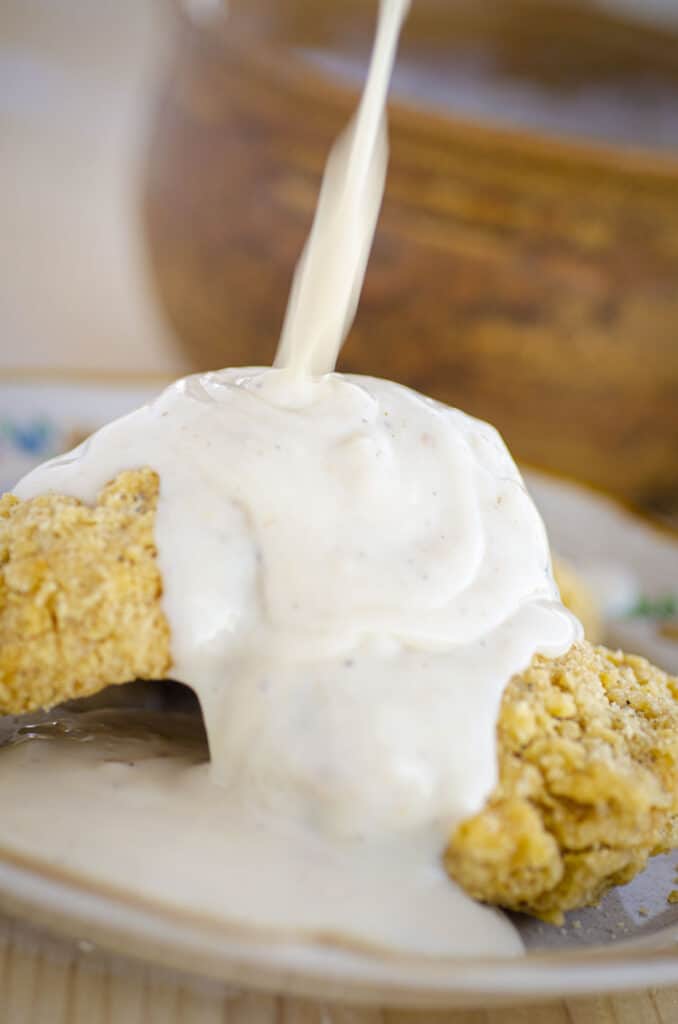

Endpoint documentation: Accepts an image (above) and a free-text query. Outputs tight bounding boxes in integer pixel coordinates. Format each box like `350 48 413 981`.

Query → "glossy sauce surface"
16 367 577 838
0 709 523 956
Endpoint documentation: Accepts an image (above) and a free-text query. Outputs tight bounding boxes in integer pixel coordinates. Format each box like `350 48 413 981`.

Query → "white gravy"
5 0 580 958
274 0 406 377
0 709 521 956
16 368 577 840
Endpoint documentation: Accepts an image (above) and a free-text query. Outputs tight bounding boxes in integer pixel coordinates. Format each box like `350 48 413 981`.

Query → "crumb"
0 469 171 713
446 643 678 923
667 891 678 904
638 907 649 918
2 472 676 929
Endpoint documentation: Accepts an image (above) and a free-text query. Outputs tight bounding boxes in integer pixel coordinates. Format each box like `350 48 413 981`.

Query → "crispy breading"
0 469 171 713
553 557 602 642
446 643 678 923
1 472 675 924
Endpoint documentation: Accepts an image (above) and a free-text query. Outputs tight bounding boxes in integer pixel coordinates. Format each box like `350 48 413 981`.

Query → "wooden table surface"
2 915 678 1024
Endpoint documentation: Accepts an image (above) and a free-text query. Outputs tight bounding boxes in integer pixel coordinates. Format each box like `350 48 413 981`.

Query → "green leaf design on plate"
629 594 678 620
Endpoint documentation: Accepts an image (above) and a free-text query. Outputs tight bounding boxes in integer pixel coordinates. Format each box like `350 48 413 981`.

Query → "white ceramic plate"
1 375 678 1008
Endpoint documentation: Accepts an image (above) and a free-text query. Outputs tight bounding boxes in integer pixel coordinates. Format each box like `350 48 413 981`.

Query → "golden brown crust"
0 470 171 714
446 643 678 923
1 471 676 925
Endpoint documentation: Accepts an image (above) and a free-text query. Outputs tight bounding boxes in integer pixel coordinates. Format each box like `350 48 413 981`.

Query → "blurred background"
2 0 678 512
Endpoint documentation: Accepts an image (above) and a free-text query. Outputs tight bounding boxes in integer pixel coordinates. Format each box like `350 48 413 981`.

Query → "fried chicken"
446 644 678 923
1 471 676 924
0 469 171 713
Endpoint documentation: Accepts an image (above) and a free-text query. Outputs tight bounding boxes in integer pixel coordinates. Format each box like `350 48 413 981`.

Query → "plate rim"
2 852 678 1009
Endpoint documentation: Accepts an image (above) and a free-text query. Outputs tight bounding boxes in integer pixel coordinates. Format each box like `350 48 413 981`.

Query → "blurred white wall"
0 0 188 375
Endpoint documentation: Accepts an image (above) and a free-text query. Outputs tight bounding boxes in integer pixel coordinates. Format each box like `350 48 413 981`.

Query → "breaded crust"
0 469 171 713
446 643 678 923
1 472 676 924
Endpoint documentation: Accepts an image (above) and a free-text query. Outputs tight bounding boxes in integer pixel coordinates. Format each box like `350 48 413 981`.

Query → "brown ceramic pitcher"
143 0 678 514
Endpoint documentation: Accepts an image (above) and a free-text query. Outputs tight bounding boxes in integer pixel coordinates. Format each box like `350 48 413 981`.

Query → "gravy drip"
274 0 408 378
